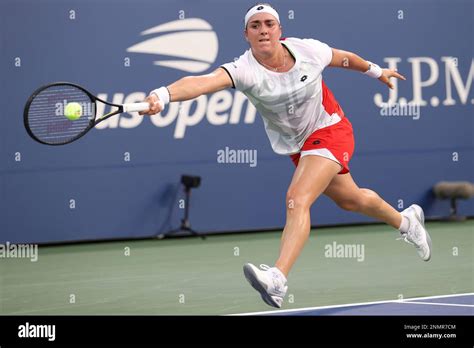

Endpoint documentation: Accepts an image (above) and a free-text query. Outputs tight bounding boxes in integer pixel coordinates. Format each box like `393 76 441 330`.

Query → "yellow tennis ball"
64 102 82 121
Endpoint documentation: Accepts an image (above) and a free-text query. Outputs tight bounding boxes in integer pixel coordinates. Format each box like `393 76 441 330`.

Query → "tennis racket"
24 82 154 145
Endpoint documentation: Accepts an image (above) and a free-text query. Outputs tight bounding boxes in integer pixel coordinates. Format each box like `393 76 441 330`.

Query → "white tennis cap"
244 4 280 28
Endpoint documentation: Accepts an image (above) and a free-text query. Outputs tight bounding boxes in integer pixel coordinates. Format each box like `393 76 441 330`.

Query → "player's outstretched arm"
139 67 233 115
329 48 406 89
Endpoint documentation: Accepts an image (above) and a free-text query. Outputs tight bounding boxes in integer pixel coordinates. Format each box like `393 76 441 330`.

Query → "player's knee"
360 188 381 208
336 198 360 212
336 189 379 212
286 191 311 211
346 188 382 212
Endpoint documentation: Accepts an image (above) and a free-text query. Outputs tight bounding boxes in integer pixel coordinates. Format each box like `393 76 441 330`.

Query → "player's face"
245 13 281 55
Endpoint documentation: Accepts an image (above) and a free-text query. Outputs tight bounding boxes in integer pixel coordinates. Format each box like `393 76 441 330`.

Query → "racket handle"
123 102 151 113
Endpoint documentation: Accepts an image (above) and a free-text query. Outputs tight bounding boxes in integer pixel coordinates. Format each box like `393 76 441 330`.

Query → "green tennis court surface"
1 221 472 315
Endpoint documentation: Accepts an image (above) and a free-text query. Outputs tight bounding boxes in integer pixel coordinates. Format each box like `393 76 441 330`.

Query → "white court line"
402 301 474 308
230 292 474 316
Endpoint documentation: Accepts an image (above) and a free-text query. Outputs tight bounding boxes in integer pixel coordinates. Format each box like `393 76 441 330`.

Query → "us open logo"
127 18 218 73
95 19 256 137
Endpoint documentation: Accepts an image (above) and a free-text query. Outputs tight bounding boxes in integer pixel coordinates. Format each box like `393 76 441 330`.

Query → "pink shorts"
290 116 355 174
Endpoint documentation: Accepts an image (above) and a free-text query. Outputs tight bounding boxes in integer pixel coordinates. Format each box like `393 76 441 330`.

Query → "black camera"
181 175 201 189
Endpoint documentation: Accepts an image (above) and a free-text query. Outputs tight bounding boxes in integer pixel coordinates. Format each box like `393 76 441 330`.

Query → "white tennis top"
222 37 343 155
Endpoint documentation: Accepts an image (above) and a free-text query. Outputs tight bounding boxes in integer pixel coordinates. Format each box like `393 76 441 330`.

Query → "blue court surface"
234 293 474 316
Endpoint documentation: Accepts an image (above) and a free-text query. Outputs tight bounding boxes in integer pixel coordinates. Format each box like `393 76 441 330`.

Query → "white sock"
271 267 287 283
398 215 410 233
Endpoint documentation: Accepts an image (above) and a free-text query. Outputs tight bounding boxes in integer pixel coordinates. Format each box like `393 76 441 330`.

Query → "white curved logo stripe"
127 32 218 63
127 18 218 73
141 18 212 35
153 60 211 73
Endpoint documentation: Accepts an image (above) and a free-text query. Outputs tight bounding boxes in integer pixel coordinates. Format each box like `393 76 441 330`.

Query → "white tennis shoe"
398 204 432 261
243 263 288 308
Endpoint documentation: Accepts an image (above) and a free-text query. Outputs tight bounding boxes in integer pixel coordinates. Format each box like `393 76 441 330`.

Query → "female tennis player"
140 3 432 308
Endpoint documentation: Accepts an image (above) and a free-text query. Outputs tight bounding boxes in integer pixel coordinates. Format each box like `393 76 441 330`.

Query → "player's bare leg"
275 155 341 276
243 155 340 308
324 173 432 261
323 173 401 228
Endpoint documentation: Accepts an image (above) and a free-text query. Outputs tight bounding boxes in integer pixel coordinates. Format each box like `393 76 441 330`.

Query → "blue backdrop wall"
1 0 473 243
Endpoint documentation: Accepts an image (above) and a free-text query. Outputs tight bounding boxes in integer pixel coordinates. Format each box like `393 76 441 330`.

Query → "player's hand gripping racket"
24 82 155 145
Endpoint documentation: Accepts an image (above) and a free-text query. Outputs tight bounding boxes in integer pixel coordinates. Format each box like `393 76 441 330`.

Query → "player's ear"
244 29 249 42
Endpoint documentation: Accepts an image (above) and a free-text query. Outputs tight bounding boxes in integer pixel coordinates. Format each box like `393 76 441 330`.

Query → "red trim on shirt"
322 80 345 118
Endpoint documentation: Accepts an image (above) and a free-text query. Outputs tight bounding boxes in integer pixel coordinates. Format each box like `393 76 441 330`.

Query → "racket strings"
26 85 95 145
